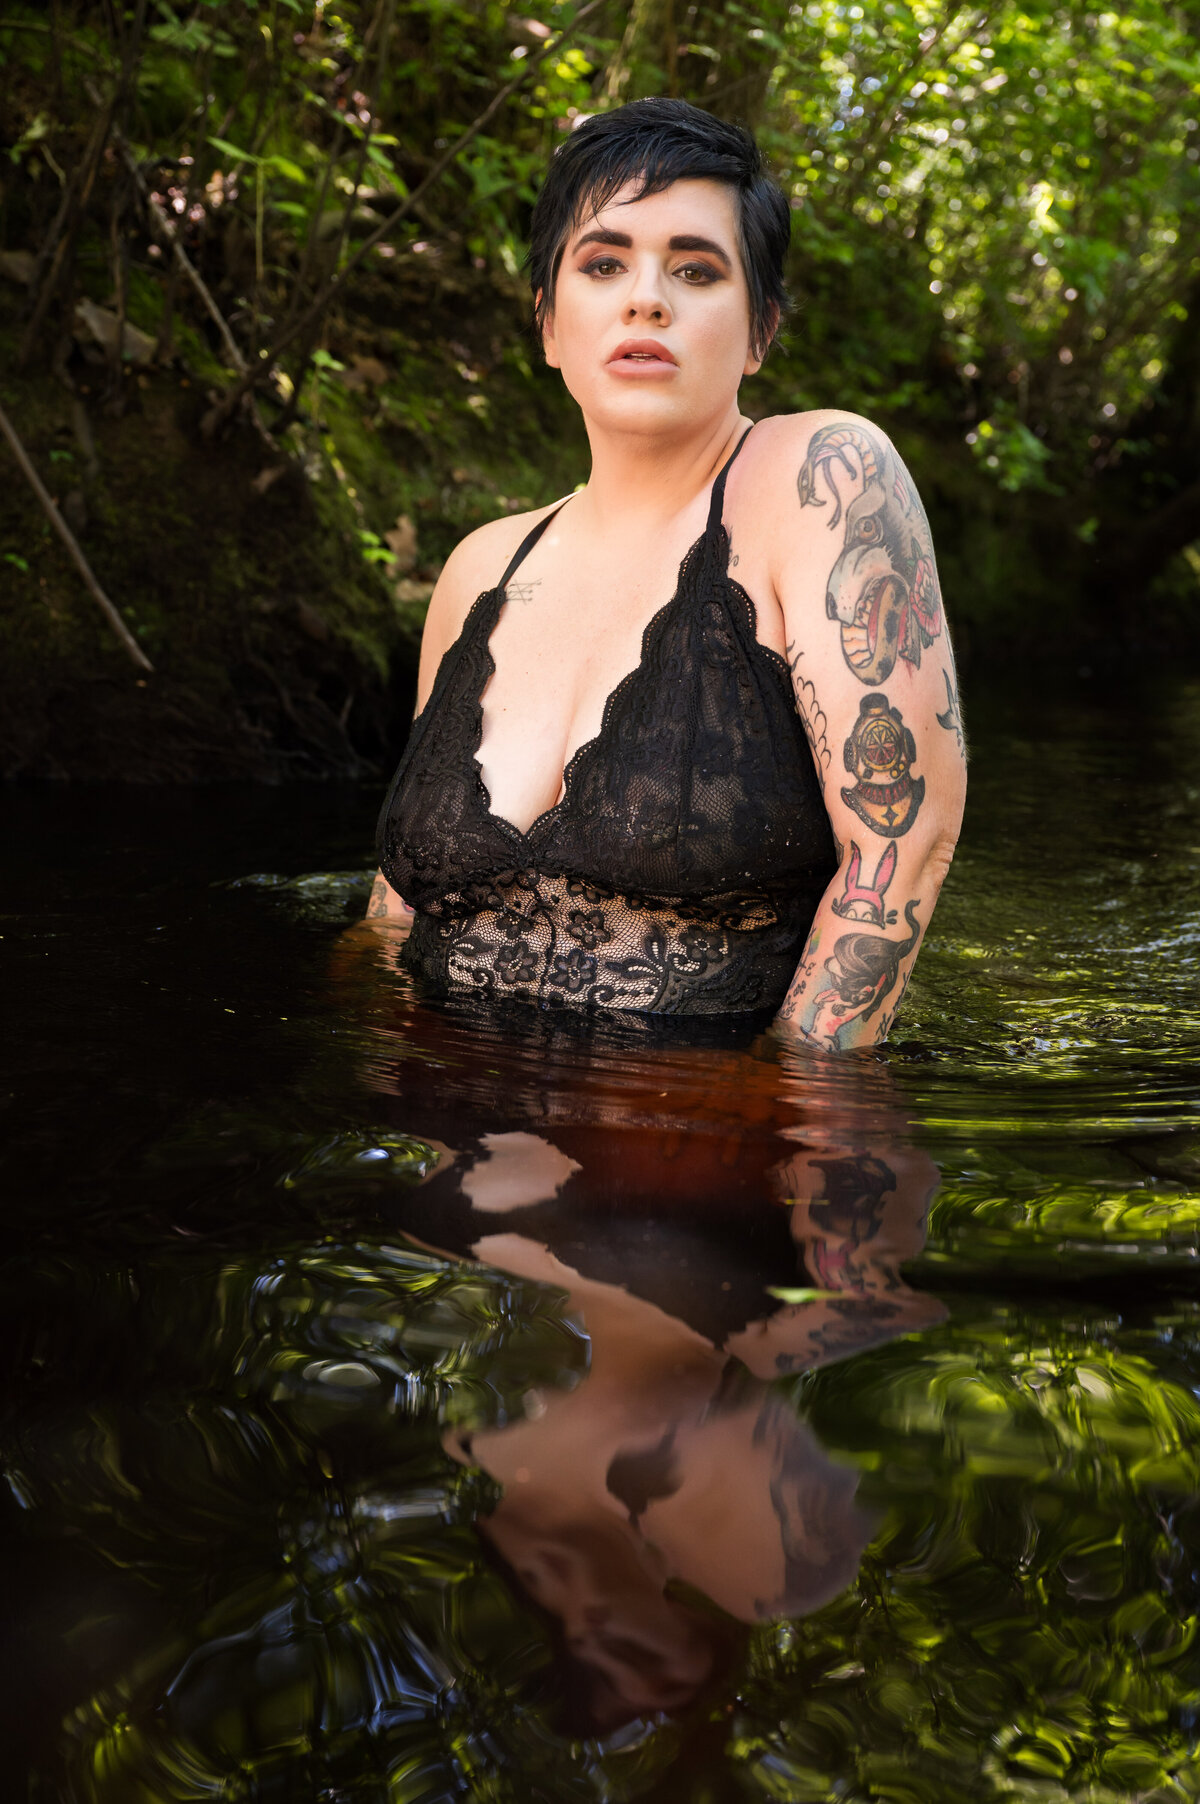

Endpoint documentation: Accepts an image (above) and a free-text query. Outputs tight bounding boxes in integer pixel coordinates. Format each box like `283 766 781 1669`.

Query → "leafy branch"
200 0 603 438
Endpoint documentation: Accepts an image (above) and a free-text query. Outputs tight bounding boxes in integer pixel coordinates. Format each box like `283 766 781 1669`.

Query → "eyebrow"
571 227 733 269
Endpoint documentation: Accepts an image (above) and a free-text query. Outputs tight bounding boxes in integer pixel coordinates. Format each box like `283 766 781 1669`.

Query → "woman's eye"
676 263 719 284
582 257 622 277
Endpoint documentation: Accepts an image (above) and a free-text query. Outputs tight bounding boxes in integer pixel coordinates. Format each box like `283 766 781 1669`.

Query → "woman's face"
541 178 762 435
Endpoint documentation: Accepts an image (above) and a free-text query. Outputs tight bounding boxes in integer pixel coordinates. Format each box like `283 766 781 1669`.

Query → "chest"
476 518 783 833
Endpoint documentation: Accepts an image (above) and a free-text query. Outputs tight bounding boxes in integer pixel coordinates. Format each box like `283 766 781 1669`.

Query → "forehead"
569 176 741 244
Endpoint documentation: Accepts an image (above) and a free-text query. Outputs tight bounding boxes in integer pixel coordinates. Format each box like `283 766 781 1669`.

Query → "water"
3 676 1200 1803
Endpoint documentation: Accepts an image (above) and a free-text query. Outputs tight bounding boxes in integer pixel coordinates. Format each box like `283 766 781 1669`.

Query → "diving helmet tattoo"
841 694 925 838
798 421 942 685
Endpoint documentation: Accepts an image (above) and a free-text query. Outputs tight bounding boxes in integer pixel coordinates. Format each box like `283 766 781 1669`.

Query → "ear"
537 287 561 369
743 302 780 377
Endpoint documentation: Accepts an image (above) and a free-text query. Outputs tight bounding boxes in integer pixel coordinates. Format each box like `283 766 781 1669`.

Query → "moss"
0 311 407 779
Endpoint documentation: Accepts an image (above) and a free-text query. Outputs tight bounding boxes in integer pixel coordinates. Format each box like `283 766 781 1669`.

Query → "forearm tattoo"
832 841 897 928
367 873 391 918
783 902 921 1048
366 872 412 920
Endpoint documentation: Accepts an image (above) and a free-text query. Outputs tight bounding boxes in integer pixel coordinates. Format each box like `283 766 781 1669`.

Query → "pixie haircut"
529 98 790 362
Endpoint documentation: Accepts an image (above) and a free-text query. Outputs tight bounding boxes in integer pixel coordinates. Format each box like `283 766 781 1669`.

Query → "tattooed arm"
364 869 414 923
764 411 967 1050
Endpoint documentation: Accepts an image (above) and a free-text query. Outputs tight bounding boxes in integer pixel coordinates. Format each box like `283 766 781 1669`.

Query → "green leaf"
265 154 307 184
208 135 257 166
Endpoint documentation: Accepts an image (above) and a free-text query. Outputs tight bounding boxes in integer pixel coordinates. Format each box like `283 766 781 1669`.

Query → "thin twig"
103 108 275 445
202 0 603 436
0 394 153 672
0 18 114 60
95 97 246 374
327 0 397 299
20 97 112 364
276 0 397 431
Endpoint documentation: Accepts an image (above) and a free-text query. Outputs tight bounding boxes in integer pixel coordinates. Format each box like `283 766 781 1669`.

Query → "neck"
575 405 750 535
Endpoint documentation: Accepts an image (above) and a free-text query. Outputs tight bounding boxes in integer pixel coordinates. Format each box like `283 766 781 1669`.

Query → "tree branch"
0 395 153 672
99 105 275 446
200 0 603 437
108 122 249 376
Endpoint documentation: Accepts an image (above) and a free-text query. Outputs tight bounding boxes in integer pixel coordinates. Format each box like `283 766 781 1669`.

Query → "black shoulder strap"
499 429 751 587
705 423 756 536
496 499 571 591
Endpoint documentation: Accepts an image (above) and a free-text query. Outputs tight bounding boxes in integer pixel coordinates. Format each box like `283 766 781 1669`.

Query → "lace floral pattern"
377 448 837 1017
402 875 819 1015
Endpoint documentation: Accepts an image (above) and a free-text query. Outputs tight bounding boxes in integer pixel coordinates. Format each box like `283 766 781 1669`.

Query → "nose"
623 259 672 326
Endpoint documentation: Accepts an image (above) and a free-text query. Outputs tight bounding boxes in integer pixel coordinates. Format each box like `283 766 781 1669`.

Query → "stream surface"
3 676 1200 1804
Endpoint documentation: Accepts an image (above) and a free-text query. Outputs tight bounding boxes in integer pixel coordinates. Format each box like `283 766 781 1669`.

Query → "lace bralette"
377 427 836 1015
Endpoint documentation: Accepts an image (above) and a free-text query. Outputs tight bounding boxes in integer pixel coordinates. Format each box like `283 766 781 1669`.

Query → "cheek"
545 306 599 388
548 279 606 347
692 297 756 374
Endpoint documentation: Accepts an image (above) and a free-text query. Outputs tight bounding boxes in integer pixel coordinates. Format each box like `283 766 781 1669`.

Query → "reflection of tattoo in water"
806 1153 900 1294
771 1296 904 1372
798 420 943 685
754 1392 873 1617
785 639 831 773
809 1153 896 1245
606 1428 680 1525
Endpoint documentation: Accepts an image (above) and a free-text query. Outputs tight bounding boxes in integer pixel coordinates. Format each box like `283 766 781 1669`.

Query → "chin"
568 378 718 436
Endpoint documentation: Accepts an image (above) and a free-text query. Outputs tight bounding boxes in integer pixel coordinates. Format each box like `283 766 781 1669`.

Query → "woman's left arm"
769 412 967 1050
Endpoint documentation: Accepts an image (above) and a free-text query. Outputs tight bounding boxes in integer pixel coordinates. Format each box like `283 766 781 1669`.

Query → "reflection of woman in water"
453 1309 872 1730
364 97 967 1051
368 1026 944 1733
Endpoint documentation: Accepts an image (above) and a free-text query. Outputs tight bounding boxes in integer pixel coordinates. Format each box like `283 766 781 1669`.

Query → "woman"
368 98 967 1050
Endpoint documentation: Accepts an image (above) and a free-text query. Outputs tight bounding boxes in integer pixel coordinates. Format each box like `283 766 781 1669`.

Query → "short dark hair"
528 98 790 361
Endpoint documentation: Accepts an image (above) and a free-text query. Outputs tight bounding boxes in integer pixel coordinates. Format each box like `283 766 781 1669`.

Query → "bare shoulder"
737 410 932 587
756 407 948 693
417 501 565 692
739 409 902 496
425 503 562 637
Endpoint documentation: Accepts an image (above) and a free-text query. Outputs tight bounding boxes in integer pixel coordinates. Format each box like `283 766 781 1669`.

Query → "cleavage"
474 542 693 837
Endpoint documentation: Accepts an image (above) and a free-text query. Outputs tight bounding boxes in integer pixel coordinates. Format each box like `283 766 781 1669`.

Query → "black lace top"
377 428 837 1016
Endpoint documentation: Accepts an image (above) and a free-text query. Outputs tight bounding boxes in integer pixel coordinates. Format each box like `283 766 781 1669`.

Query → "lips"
607 339 677 365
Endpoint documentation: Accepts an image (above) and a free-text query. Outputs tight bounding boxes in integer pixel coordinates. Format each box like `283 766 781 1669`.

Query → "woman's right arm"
361 546 470 924
362 507 558 923
365 869 413 921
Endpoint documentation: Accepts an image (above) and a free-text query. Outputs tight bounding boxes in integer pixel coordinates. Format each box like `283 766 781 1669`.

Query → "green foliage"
970 408 1060 494
0 0 1197 722
755 0 1200 471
